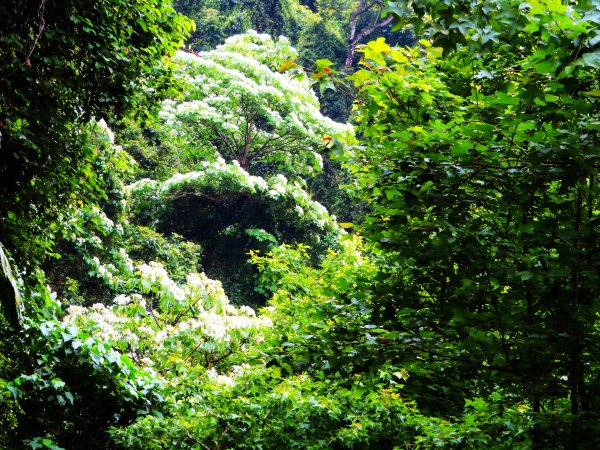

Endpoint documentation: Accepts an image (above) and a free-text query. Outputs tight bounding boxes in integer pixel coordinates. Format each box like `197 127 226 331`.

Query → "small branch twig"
1 0 47 82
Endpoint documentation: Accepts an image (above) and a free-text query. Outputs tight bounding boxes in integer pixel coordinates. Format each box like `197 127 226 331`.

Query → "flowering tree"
159 31 353 177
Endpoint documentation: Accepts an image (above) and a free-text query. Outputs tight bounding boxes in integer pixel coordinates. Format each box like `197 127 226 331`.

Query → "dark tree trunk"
345 0 393 68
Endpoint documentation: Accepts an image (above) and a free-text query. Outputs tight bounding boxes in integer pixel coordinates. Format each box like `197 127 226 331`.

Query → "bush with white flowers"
127 159 340 235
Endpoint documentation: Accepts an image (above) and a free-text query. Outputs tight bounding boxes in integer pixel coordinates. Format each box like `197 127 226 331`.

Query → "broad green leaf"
578 49 600 69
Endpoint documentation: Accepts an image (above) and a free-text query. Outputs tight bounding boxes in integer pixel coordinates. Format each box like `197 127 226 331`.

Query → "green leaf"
381 1 405 19
578 49 600 69
494 91 520 105
65 391 75 405
51 378 66 390
315 59 334 68
318 79 336 94
517 271 534 281
393 369 409 381
451 141 471 155
7 383 20 399
534 60 555 74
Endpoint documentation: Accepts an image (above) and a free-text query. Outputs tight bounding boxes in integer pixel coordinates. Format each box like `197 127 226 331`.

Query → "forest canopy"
1 0 600 449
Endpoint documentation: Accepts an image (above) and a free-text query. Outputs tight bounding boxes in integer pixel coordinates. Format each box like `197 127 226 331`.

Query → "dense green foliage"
175 0 299 49
334 0 600 446
0 0 193 267
2 0 600 448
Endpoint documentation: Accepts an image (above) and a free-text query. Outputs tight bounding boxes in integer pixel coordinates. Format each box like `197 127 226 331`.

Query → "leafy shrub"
1 295 160 449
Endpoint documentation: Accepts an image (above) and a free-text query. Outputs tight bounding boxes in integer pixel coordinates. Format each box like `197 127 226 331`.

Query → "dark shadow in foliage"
44 241 114 306
150 187 337 307
308 158 370 224
157 190 275 306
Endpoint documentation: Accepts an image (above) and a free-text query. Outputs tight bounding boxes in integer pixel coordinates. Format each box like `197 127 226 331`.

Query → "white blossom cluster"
138 261 186 303
127 161 339 232
265 173 336 230
86 247 135 289
203 364 252 388
57 202 134 290
156 305 271 346
62 205 122 245
63 263 272 382
220 30 297 67
96 118 116 144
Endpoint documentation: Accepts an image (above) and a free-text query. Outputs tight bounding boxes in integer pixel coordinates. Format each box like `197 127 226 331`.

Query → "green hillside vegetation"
1 0 600 449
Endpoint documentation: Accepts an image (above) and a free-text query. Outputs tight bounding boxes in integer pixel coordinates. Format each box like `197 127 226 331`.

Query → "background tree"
174 0 292 50
345 0 393 67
